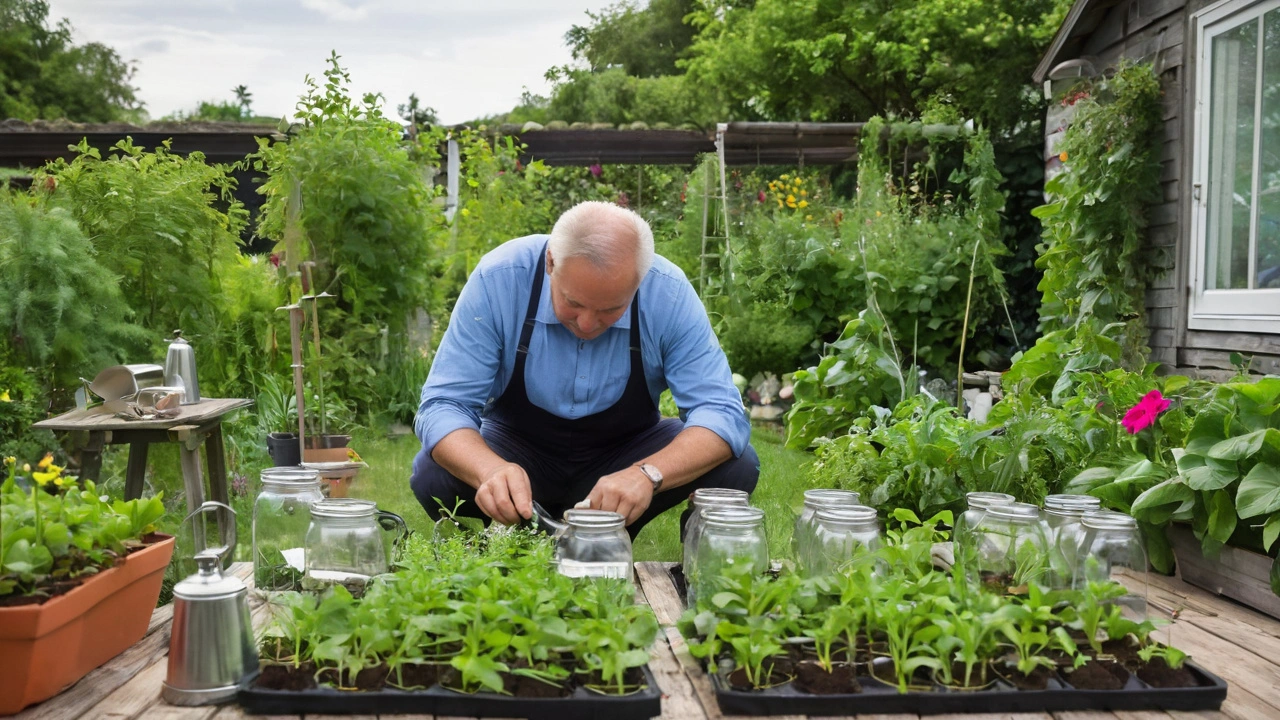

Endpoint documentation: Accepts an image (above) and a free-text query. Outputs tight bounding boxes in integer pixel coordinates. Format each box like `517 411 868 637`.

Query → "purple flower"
589 164 602 178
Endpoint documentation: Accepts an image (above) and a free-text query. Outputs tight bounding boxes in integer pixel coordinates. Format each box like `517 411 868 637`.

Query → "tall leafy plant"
252 53 436 420
1032 62 1163 360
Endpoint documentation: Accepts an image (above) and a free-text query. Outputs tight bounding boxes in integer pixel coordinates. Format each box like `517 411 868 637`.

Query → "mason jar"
952 491 1015 574
555 509 633 581
970 501 1049 593
792 489 861 564
682 488 750 584
803 505 881 578
1043 495 1101 589
1074 509 1148 620
252 467 323 591
691 506 768 608
304 498 407 588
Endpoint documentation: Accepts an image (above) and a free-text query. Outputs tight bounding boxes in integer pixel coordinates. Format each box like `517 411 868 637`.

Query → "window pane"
1259 9 1280 289
1206 18 1258 290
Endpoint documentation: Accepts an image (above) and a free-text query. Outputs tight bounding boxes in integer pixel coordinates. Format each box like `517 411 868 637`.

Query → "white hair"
547 201 654 282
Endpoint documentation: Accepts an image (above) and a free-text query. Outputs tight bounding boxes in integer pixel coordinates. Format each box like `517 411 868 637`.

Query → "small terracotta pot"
0 535 176 714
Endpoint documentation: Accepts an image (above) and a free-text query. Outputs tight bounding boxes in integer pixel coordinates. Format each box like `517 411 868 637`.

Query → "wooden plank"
1130 0 1188 36
1162 178 1180 203
1149 307 1174 329
1182 330 1280 355
83 658 167 718
209 705 299 720
135 705 220 720
1144 618 1280 718
636 562 685 627
1082 2 1128 55
1146 288 1179 309
33 398 252 432
1150 269 1177 290
1178 348 1280 375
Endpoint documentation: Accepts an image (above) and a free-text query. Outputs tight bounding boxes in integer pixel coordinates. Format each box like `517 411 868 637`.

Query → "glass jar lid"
704 506 765 529
311 498 377 519
691 488 750 507
261 467 321 486
565 509 626 530
965 491 1015 509
985 501 1041 523
802 488 860 510
814 505 878 526
1081 509 1138 530
1045 494 1101 511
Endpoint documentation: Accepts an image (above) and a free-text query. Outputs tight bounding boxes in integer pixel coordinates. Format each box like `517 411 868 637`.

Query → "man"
410 201 757 537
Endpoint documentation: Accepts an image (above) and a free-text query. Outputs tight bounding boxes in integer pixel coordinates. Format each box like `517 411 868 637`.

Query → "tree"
681 0 1070 133
398 93 438 127
233 84 253 117
566 0 698 78
0 0 140 122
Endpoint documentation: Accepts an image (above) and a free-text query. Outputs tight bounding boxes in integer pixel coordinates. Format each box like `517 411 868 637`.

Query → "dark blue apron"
485 244 660 463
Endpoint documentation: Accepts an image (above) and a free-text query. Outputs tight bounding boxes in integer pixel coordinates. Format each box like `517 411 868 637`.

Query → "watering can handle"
182 500 236 565
377 510 409 548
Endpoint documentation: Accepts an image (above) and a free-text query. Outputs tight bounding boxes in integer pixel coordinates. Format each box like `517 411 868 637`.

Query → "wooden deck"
11 560 1278 720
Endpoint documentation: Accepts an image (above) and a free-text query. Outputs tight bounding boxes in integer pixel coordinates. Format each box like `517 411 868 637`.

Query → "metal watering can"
161 502 258 705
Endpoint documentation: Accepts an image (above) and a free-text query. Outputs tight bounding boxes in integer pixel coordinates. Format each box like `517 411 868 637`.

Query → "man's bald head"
547 201 655 285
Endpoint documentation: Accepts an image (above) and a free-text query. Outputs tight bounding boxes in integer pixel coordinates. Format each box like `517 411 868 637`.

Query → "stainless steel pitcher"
161 502 258 706
164 329 201 405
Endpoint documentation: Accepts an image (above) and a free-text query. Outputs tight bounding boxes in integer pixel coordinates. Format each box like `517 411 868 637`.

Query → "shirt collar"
534 269 634 330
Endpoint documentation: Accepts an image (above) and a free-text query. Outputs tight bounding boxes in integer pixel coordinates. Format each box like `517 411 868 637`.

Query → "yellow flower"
805 214 813 220
460 208 471 217
346 448 363 463
798 200 809 209
780 174 790 180
0 390 10 402
795 177 803 185
33 470 57 486
799 189 807 197
786 199 797 209
875 210 882 217
786 194 796 203
776 199 784 208
23 463 31 473
768 181 776 190
1059 151 1068 162
3 456 14 467
37 453 53 470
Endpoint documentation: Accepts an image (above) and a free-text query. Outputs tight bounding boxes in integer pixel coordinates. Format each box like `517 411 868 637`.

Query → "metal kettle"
164 329 201 405
161 502 258 706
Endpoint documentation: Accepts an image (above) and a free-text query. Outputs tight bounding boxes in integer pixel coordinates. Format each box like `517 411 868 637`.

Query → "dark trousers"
410 417 759 538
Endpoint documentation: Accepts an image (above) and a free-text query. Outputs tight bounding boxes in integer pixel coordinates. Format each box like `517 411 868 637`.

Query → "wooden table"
35 398 251 550
12 561 1276 720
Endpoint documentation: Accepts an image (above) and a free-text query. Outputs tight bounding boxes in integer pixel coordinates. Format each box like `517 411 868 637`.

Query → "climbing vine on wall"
1032 62 1163 363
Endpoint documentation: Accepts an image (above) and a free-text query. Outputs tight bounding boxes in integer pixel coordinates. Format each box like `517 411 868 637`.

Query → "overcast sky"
46 0 618 125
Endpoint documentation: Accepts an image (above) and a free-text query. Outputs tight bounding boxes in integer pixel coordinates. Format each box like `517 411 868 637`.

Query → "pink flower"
1121 390 1170 434
757 190 767 203
589 164 602 178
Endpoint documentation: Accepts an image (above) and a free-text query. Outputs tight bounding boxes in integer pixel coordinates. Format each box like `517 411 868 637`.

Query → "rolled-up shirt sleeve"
658 278 750 457
414 266 504 456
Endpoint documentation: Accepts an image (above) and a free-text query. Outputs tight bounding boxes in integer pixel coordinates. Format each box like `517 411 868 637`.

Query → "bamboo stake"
957 236 982 409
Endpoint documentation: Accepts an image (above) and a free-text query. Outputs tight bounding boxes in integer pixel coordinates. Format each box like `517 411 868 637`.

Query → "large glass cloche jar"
252 467 323 591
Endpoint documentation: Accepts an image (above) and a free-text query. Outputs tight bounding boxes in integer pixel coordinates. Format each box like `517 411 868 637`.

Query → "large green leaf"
1130 477 1195 525
1207 489 1237 543
1264 514 1280 553
1237 463 1280 519
1208 429 1280 461
1183 458 1240 491
1139 521 1175 575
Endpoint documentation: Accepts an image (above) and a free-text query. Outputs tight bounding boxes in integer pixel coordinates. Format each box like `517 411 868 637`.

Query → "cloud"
45 0 615 122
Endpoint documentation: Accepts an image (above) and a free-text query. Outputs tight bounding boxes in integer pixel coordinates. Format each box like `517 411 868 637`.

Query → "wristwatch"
636 463 664 493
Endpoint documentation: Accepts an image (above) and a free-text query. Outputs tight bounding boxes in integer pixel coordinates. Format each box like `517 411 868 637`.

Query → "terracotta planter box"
1170 523 1280 620
0 534 176 715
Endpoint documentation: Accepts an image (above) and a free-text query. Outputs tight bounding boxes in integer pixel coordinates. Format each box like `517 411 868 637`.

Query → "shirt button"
580 376 586 379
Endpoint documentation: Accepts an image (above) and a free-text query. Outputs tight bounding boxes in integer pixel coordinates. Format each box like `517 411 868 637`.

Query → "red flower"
757 190 767 203
269 253 280 268
1121 390 1170 434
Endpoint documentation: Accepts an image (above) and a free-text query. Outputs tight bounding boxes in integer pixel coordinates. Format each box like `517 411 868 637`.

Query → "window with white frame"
1189 0 1280 332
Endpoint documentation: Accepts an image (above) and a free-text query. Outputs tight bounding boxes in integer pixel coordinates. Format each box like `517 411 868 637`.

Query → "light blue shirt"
415 235 749 458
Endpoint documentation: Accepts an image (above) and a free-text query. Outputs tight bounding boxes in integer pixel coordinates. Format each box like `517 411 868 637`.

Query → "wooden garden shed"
1036 0 1280 378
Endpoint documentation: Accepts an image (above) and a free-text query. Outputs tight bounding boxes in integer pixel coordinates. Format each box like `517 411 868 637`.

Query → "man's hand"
474 462 533 525
587 466 653 526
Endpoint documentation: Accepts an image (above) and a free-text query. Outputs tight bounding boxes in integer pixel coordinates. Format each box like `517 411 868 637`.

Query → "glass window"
1190 1 1280 331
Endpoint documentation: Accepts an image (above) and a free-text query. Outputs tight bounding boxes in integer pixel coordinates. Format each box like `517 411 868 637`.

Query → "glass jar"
970 501 1049 593
1042 495 1100 589
803 505 881 578
952 491 1015 574
792 489 861 564
682 488 750 583
252 467 323 591
555 509 633 581
691 506 768 607
304 498 407 588
1074 509 1148 619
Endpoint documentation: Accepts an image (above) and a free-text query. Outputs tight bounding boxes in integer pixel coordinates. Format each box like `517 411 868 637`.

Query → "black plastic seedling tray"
710 663 1227 715
237 665 663 719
